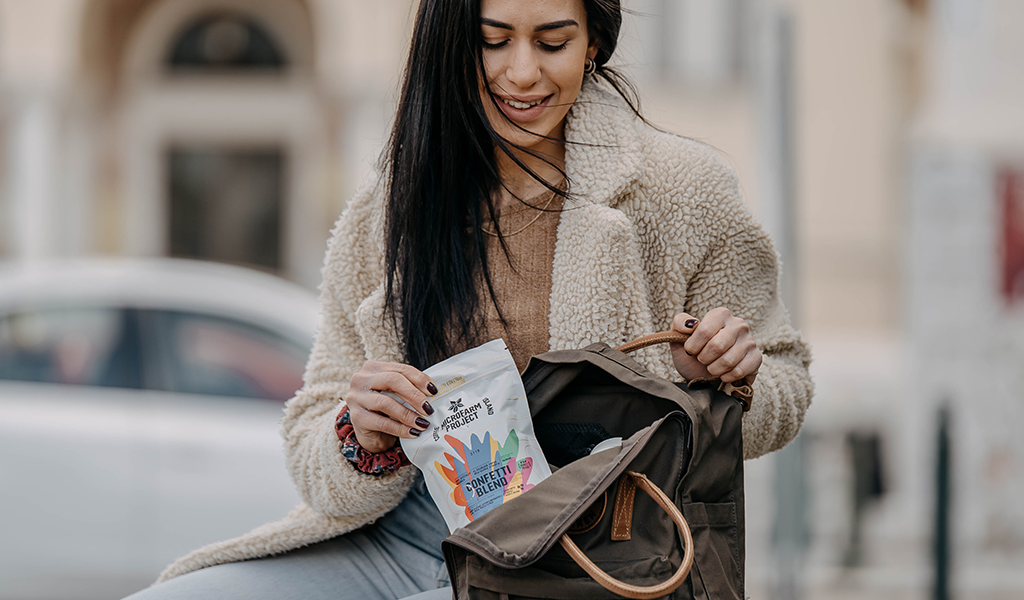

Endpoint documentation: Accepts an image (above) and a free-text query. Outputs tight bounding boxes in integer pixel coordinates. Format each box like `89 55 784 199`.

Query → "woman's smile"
493 93 554 122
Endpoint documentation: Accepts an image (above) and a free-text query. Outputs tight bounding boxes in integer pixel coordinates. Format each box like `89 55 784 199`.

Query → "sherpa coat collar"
563 82 645 205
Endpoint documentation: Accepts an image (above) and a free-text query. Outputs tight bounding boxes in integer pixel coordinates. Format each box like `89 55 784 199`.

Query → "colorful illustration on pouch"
434 429 537 521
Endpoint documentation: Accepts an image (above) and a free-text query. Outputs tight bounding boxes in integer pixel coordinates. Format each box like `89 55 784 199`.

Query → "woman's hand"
669 308 762 385
345 361 438 454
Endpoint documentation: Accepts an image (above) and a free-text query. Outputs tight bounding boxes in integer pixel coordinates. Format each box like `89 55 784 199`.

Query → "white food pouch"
400 339 551 531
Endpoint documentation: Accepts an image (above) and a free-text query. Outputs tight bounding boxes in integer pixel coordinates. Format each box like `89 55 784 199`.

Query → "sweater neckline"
484 180 566 223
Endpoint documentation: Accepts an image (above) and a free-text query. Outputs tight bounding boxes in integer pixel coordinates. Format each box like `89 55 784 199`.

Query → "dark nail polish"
422 402 435 416
427 382 438 395
684 319 699 329
415 417 430 429
410 428 422 437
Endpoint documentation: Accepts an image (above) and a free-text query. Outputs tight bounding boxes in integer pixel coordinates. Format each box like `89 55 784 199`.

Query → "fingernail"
422 402 435 416
684 319 699 329
427 382 438 395
415 417 430 429
409 428 422 437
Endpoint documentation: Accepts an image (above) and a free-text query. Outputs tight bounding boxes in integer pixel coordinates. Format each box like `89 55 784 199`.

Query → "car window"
146 310 307 401
0 307 143 389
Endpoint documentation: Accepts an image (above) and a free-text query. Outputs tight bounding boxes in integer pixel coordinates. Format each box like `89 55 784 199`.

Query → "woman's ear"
587 39 600 62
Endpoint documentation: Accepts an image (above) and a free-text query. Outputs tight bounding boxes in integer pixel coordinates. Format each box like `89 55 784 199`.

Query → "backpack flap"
442 413 692 599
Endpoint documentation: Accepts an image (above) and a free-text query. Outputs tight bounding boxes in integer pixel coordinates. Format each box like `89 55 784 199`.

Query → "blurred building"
0 0 1022 599
621 1 1024 598
616 1 926 597
0 0 416 288
907 0 1024 597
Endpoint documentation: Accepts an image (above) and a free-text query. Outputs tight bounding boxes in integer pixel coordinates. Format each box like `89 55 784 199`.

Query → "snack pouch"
399 339 551 531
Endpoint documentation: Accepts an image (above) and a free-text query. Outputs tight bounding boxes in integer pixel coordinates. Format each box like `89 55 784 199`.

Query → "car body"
0 259 319 600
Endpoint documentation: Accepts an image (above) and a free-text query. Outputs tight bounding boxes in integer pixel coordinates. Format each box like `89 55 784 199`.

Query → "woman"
129 0 812 598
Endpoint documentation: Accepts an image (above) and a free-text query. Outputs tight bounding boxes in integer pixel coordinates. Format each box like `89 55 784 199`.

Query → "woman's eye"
482 39 509 49
539 41 569 52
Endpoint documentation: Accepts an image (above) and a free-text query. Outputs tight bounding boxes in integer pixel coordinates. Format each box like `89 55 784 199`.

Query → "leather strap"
721 381 753 411
616 331 753 412
615 331 690 354
610 473 637 541
559 472 694 600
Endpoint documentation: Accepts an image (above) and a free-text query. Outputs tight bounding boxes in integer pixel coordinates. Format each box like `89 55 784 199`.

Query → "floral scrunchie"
334 405 411 475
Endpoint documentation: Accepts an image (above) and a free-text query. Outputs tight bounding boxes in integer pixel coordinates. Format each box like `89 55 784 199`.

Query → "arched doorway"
164 14 290 272
103 0 327 286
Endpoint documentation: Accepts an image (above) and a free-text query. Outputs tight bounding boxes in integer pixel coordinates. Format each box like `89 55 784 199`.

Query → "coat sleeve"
683 151 814 460
280 180 418 518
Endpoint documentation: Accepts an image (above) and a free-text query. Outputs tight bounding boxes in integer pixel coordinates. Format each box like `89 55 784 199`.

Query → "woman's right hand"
345 361 439 454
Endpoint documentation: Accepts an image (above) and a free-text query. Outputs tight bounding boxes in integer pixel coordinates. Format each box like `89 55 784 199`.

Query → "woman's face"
479 0 599 153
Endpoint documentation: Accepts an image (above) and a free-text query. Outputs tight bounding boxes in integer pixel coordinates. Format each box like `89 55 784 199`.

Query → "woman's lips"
494 93 553 122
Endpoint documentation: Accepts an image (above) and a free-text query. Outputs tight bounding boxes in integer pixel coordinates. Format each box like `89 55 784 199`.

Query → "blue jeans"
124 475 452 600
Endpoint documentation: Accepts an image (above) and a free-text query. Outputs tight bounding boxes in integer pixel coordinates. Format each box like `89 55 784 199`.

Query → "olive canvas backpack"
441 332 748 599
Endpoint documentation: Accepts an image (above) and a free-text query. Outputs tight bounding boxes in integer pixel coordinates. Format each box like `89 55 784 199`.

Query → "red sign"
1000 167 1024 304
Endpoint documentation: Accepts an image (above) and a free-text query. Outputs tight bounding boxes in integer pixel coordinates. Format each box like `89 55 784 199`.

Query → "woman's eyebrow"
481 18 514 30
480 18 580 32
535 19 579 32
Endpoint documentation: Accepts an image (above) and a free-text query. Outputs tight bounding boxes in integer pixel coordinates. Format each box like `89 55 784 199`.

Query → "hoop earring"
584 58 597 75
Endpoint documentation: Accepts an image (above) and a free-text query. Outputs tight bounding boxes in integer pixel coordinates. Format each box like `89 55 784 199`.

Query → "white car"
0 259 319 600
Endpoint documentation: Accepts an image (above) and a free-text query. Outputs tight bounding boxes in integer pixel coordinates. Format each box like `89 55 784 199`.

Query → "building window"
168 147 284 271
168 14 286 70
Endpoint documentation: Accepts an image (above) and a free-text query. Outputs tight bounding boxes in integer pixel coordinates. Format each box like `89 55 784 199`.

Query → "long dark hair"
383 0 641 369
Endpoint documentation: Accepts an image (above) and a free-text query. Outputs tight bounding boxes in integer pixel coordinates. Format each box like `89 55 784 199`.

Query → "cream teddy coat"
158 80 813 582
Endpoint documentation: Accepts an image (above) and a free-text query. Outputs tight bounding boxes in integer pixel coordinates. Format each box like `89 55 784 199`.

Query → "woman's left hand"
669 308 762 385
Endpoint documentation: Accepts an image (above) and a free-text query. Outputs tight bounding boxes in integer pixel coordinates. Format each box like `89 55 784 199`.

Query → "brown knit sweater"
477 187 564 372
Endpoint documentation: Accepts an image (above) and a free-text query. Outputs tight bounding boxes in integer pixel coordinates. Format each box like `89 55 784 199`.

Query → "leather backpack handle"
615 331 690 354
558 471 694 599
615 331 753 411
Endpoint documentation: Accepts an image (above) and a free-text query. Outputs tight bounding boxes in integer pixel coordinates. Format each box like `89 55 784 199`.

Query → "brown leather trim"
610 473 637 541
720 381 753 411
615 331 690 354
567 491 607 535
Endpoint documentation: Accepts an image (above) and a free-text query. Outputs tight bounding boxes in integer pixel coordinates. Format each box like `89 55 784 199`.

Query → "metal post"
772 435 809 600
933 405 951 600
753 4 807 600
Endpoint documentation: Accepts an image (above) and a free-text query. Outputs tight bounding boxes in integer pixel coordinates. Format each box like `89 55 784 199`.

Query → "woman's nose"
506 43 541 89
